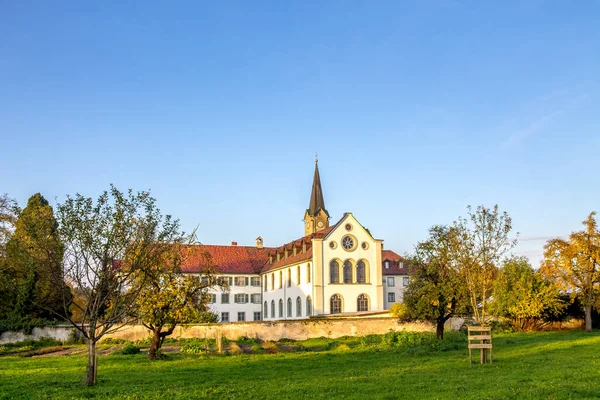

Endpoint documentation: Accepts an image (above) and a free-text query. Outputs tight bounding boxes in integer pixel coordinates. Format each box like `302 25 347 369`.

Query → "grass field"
1 330 600 399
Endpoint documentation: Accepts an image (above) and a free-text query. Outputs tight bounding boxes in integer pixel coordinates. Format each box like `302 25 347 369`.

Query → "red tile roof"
181 244 275 274
381 250 409 275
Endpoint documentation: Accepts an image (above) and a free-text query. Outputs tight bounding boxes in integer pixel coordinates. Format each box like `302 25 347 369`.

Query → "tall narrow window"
287 269 291 287
287 298 292 317
271 273 275 291
279 271 283 288
343 260 353 283
330 294 342 314
307 263 311 283
264 276 267 291
297 265 301 285
330 260 340 284
357 294 369 312
264 301 268 318
357 260 366 284
279 299 283 318
306 296 312 316
271 300 275 318
296 296 302 317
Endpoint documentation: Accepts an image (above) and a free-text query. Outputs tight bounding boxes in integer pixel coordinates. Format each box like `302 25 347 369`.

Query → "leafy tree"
540 212 600 332
132 245 222 359
453 205 517 325
4 194 70 321
490 256 565 330
0 193 19 254
404 225 470 339
57 185 184 385
0 193 19 318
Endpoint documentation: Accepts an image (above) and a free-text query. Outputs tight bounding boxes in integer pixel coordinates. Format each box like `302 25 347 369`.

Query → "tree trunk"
585 305 592 333
86 339 97 386
436 318 445 340
148 329 162 360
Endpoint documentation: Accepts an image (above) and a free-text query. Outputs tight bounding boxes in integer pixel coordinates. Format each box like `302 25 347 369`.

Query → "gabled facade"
182 161 403 322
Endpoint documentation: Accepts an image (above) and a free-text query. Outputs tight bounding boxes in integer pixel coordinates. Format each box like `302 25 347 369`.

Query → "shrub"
113 344 140 355
383 331 399 346
389 303 409 320
262 341 279 354
335 343 351 351
228 342 243 355
180 344 206 354
236 336 260 345
250 344 264 354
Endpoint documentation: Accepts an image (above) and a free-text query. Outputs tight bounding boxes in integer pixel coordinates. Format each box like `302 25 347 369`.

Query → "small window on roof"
384 260 390 269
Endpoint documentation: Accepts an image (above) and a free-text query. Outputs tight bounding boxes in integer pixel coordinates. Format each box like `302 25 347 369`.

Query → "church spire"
304 157 330 235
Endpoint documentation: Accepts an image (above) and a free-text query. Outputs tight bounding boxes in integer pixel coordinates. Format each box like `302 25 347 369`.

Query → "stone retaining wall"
104 317 436 342
0 326 76 345
1 316 477 344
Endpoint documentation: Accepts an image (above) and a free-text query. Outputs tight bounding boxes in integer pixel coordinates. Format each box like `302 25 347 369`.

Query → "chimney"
231 241 237 246
256 236 263 249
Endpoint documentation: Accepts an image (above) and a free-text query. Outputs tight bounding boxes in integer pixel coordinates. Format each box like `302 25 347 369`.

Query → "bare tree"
56 185 185 385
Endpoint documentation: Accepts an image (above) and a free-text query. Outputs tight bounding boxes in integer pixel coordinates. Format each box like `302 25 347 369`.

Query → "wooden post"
468 326 492 364
216 331 223 354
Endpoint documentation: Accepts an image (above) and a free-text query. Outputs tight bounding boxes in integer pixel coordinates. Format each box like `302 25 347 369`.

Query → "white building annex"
181 161 409 323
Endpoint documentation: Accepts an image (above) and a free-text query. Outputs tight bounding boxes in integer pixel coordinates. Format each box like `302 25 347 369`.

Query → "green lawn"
1 330 600 399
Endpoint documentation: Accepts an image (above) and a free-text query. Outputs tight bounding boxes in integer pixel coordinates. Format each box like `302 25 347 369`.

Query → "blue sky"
1 1 599 265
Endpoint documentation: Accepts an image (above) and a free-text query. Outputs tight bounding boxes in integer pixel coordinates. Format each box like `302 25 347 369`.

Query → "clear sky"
1 1 599 266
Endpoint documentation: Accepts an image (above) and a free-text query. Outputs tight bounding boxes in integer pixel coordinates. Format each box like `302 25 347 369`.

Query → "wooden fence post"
216 331 223 354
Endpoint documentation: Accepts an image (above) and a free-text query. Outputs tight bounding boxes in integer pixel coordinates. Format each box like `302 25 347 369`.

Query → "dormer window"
384 260 390 269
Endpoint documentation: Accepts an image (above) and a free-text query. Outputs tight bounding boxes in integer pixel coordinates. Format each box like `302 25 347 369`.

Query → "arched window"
271 300 275 318
357 260 366 284
279 299 283 318
330 260 340 283
296 297 302 317
306 296 312 316
330 294 342 314
287 298 292 317
357 294 369 312
297 265 301 285
264 301 268 318
343 260 353 283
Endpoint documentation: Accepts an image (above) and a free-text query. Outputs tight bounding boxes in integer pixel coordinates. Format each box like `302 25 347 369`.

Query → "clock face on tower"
317 221 324 228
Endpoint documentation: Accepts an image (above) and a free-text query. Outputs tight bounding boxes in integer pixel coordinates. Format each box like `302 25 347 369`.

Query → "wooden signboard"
468 326 492 364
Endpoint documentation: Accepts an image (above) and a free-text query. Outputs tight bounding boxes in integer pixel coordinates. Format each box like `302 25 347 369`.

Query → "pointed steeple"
304 156 330 235
307 159 328 217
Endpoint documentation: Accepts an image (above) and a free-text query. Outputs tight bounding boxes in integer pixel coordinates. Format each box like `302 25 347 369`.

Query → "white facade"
382 274 410 309
206 275 262 323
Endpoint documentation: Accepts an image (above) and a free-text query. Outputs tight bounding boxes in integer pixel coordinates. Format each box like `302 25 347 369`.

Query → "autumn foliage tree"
57 186 185 385
540 212 600 332
132 245 222 359
404 225 469 339
490 256 565 330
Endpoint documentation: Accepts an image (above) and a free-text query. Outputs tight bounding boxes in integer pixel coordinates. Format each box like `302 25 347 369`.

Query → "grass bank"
1 330 599 399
